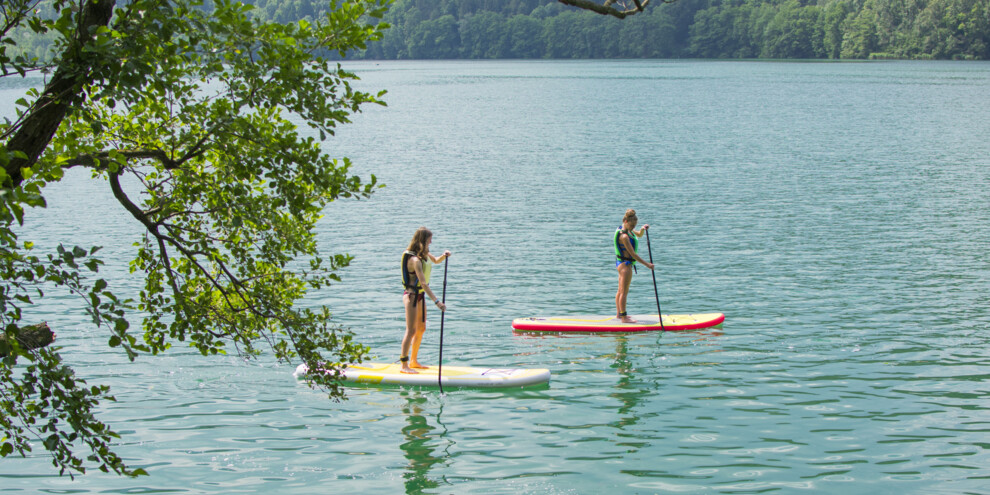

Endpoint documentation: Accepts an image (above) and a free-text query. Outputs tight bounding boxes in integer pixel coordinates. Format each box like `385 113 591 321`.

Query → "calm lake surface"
2 60 989 494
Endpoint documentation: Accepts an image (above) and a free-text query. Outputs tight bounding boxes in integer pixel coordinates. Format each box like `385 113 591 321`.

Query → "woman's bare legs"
409 303 428 368
616 264 636 323
400 293 419 373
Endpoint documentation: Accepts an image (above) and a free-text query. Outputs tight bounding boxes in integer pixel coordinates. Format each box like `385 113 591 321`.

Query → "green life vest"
613 228 638 264
401 250 431 292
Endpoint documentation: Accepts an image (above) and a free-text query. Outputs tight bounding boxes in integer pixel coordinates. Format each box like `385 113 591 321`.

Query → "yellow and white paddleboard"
294 362 551 388
511 313 725 333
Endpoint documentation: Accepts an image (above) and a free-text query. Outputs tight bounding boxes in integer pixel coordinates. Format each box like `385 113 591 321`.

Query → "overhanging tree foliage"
2 0 389 477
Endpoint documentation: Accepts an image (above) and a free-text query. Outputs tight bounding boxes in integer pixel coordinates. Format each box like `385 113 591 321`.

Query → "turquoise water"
2 60 989 493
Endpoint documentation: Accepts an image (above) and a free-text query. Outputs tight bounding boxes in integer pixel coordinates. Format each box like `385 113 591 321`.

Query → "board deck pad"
511 313 725 333
294 362 551 388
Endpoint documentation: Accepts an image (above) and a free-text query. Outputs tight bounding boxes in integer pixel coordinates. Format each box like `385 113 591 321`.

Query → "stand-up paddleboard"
511 313 725 333
294 362 551 388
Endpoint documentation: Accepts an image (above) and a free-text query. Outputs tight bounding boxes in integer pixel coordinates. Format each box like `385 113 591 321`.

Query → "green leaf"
43 435 59 451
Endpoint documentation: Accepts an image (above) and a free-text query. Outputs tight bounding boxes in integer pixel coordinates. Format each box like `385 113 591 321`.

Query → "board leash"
645 228 665 331
438 256 448 393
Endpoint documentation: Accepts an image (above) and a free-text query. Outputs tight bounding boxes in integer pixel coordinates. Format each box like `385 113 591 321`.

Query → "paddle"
644 227 665 331
438 256 449 393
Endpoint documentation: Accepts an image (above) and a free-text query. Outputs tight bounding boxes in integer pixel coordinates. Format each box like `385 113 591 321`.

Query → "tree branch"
558 0 672 18
107 169 262 326
63 149 180 170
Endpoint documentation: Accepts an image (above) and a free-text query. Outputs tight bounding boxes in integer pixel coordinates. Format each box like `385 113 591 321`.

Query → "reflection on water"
399 391 449 494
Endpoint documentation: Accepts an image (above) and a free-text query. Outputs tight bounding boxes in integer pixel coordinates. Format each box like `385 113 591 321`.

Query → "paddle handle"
438 257 448 393
645 228 664 331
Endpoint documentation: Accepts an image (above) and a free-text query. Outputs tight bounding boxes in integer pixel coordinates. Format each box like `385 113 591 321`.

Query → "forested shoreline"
8 0 989 61
251 0 990 60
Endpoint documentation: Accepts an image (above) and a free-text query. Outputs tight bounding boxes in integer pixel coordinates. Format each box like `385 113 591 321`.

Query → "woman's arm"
428 250 451 263
413 257 446 311
621 233 654 269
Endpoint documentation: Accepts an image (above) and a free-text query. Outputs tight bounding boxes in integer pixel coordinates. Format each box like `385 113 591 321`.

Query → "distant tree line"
9 0 990 61
247 0 989 60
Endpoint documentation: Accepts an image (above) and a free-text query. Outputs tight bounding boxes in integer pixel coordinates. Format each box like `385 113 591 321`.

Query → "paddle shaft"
644 228 665 331
438 257 448 393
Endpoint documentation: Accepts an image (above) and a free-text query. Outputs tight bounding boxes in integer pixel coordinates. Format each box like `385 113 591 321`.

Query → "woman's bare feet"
619 315 637 323
400 364 419 374
410 361 429 369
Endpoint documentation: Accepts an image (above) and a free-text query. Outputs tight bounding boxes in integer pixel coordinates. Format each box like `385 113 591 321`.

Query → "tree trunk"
2 0 116 187
0 322 56 356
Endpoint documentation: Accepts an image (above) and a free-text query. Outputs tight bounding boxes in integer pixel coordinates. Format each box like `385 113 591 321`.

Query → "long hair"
406 227 432 259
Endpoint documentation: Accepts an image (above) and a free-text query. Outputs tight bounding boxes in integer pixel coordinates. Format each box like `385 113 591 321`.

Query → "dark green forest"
9 0 990 60
246 0 989 59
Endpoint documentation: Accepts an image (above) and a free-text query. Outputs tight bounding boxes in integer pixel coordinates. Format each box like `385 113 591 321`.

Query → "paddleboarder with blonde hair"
615 209 654 323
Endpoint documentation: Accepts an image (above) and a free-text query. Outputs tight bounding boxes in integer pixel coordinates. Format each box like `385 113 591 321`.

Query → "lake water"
2 60 989 494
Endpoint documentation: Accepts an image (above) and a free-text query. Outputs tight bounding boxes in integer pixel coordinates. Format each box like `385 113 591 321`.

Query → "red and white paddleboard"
511 313 725 333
